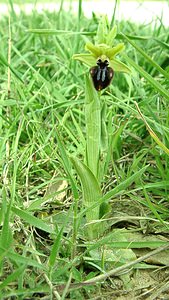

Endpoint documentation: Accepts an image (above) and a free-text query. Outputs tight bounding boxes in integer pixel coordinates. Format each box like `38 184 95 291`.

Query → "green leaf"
11 207 54 234
135 101 169 156
0 207 13 255
72 266 82 282
55 131 79 200
80 165 148 220
26 29 93 36
0 53 24 83
154 38 169 50
71 157 102 239
49 227 64 268
100 102 108 152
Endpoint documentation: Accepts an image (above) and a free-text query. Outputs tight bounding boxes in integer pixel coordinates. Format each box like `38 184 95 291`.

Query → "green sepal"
73 53 130 73
72 53 96 67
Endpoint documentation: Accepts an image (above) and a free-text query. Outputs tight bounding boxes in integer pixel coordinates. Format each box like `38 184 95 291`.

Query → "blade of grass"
102 165 148 202
143 188 169 230
0 53 24 83
49 208 72 269
135 101 169 155
55 131 79 258
121 33 169 80
122 54 169 101
26 29 94 36
0 248 45 270
11 207 54 234
0 266 26 292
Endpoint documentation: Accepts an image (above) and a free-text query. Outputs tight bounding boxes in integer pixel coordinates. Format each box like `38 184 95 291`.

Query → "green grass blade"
154 38 169 50
49 209 72 268
103 165 148 202
0 207 13 254
11 207 54 234
55 131 79 200
0 248 45 270
26 29 94 36
122 54 169 101
121 33 169 80
55 131 79 258
143 189 168 229
0 53 24 83
0 266 25 292
135 102 169 155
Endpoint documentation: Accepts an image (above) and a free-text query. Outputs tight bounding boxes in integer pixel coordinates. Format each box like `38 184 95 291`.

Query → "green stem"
85 75 101 180
85 75 102 238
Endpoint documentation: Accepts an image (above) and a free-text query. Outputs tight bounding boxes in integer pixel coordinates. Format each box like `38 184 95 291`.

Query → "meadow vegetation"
0 1 169 299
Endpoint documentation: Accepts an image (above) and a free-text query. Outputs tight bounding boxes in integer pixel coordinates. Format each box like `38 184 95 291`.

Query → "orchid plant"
72 16 131 240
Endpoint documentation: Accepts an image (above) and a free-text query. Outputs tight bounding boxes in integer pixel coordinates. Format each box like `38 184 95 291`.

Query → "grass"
0 0 169 299
0 0 167 2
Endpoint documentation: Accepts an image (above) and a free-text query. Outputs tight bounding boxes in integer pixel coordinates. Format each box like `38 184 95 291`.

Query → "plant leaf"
12 207 54 234
71 157 102 239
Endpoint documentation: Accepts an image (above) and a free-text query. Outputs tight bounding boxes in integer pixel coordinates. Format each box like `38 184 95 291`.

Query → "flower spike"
73 16 131 90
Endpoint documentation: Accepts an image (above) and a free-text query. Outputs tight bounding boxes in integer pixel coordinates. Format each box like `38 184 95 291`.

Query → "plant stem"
85 75 101 180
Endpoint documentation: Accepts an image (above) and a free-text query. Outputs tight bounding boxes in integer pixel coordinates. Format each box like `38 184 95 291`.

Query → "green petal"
110 58 131 73
105 43 125 58
85 42 103 57
73 53 96 67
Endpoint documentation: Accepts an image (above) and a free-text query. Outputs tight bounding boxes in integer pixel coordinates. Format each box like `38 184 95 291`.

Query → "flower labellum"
90 58 114 91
